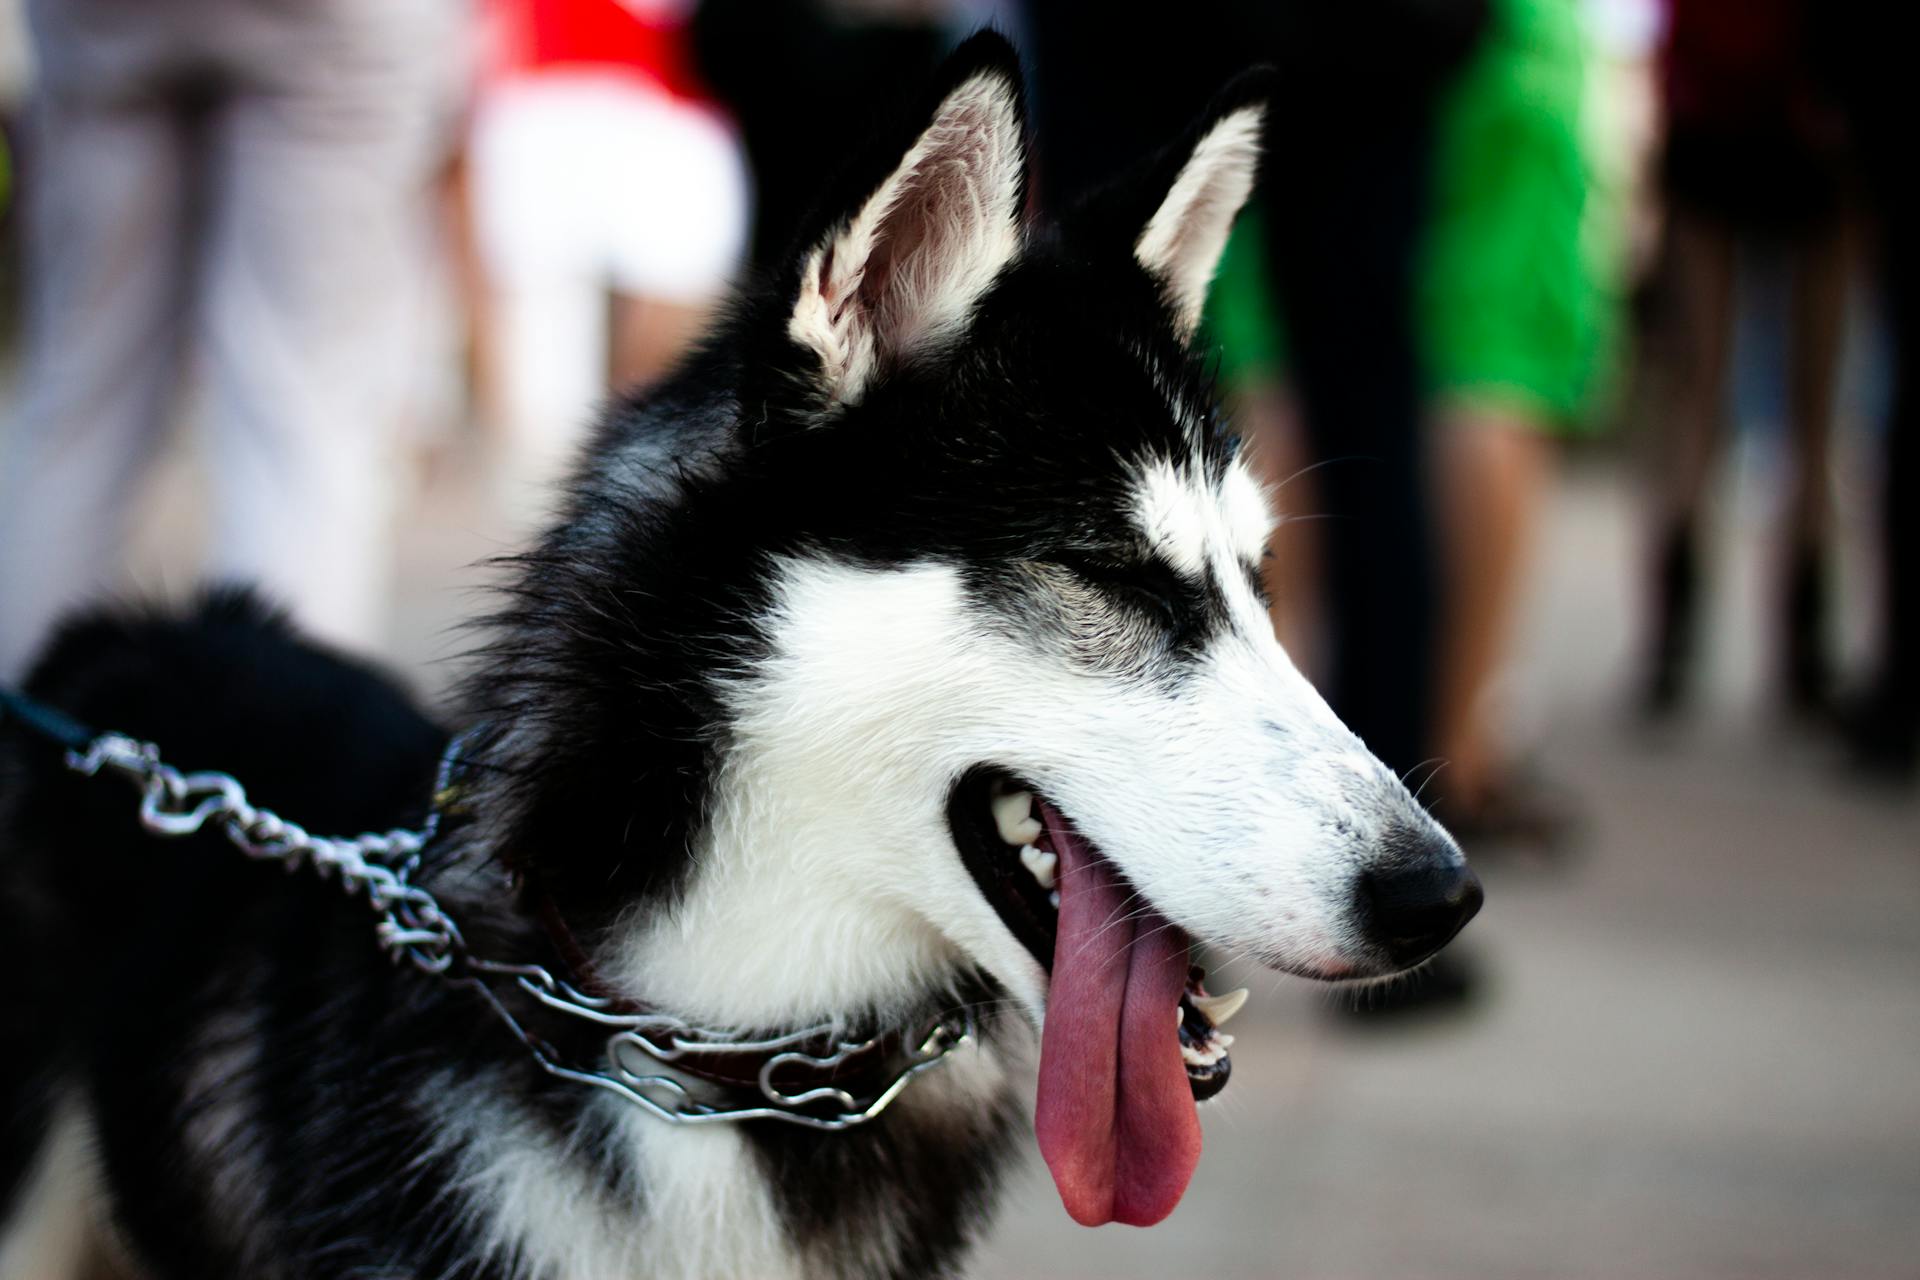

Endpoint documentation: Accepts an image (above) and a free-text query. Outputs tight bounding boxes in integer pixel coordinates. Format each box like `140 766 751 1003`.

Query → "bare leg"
1785 220 1849 547
1644 208 1737 712
1780 215 1851 710
438 141 492 450
1656 211 1739 540
609 292 717 395
1432 407 1552 811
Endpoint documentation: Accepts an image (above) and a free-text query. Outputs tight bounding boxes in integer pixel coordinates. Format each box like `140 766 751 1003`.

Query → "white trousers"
0 0 462 677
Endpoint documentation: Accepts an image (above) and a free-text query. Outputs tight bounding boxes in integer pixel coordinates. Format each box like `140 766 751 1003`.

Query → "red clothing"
1660 0 1849 229
1663 0 1825 134
484 0 708 103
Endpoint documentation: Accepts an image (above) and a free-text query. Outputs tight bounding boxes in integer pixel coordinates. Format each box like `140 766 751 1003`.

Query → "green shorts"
1206 0 1615 431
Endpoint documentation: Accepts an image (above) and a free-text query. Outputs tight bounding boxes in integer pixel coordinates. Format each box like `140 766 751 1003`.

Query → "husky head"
471 31 1478 1233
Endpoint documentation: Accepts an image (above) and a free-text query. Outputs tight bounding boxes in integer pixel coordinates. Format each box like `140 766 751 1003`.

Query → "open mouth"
947 766 1249 1226
947 768 1245 1098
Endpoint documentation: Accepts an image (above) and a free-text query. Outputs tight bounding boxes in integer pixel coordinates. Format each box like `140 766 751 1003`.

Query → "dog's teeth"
1191 987 1250 1027
1018 844 1057 889
1048 889 1061 910
991 791 1042 845
1179 1037 1230 1068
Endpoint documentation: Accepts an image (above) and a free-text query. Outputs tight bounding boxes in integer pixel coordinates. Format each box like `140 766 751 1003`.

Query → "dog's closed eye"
1054 555 1194 627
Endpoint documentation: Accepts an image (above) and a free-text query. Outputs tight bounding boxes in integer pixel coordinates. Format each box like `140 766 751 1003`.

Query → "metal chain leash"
55 726 973 1131
69 733 458 968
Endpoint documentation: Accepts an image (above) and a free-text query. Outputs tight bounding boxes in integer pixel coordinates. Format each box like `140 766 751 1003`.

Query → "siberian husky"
0 32 1480 1280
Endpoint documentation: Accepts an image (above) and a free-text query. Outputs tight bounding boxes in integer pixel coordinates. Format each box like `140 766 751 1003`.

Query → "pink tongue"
1032 801 1201 1227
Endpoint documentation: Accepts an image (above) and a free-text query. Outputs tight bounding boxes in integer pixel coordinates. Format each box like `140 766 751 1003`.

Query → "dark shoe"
1783 540 1834 717
1839 677 1920 784
1643 524 1699 718
1436 769 1583 868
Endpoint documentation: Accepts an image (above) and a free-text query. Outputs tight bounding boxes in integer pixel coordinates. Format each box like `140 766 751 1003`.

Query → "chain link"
69 733 457 972
62 731 972 1130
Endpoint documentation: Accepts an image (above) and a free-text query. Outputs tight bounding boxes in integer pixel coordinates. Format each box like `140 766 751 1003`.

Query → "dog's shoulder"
0 593 514 1277
11 587 446 835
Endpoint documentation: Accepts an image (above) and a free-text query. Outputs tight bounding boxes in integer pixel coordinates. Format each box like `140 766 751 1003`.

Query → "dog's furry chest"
249 939 1023 1278
424 1051 1021 1280
9 986 1022 1280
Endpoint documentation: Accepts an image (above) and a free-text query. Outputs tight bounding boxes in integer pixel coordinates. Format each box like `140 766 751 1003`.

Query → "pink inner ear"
1133 106 1264 334
815 244 851 325
793 72 1023 399
857 190 919 333
860 143 977 353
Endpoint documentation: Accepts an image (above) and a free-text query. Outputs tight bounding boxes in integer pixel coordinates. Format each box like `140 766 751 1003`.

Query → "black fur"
1 594 498 1274
1 31 1267 1278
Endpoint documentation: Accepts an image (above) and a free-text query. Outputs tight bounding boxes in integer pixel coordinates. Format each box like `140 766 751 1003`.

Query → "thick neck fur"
610 747 982 1030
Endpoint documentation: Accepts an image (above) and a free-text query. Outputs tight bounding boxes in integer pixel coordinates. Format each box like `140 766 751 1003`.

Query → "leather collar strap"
526 886 906 1100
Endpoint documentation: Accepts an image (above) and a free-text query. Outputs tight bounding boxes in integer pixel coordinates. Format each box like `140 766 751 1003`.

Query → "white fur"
788 72 1024 406
440 1043 1015 1280
0 1099 121 1280
179 1010 272 1263
1134 461 1213 577
430 1077 805 1280
615 560 1043 1025
1221 455 1278 563
1133 105 1264 337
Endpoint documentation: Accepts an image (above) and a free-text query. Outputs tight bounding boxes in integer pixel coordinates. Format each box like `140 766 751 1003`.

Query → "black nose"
1359 859 1483 967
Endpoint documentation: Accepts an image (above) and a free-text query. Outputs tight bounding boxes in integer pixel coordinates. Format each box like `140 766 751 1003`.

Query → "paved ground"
26 424 1920 1278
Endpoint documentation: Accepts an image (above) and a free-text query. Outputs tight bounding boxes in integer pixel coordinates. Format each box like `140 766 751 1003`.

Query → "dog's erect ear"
1075 72 1270 340
1134 98 1264 337
786 32 1027 407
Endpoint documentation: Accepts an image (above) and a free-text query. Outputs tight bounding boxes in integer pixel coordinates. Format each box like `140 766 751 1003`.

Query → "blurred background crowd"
0 1 1914 1276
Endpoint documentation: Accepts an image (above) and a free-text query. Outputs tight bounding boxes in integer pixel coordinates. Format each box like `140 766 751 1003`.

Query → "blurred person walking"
1251 1 1487 784
1828 2 1918 779
1639 0 1855 719
468 0 748 527
0 0 463 678
1194 0 1490 1014
1207 0 1626 852
1421 0 1619 844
